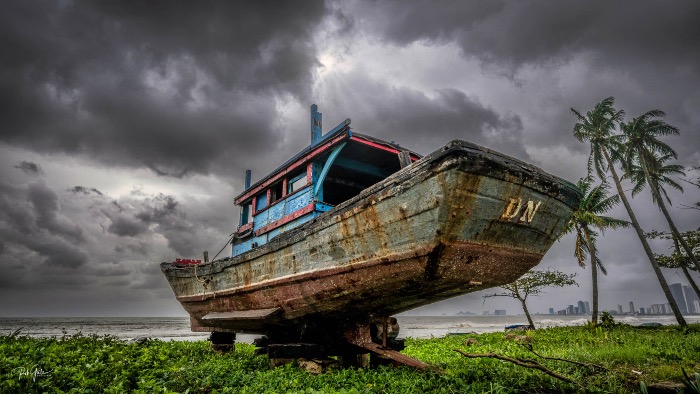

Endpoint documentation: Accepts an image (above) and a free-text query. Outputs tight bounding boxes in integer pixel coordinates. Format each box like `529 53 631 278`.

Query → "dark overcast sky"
1 0 699 318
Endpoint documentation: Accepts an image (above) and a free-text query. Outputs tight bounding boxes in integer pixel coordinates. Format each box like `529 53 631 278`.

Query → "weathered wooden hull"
161 140 580 334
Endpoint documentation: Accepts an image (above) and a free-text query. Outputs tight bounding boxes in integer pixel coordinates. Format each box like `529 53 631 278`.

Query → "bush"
599 311 619 329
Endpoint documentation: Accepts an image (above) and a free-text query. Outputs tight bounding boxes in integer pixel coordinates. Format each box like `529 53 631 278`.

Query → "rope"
192 230 238 292
194 261 206 284
211 232 236 262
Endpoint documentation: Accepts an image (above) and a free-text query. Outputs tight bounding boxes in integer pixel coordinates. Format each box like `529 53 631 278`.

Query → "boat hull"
161 140 580 333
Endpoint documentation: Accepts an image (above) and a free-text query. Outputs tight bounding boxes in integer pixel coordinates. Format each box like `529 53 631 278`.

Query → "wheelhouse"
232 105 420 257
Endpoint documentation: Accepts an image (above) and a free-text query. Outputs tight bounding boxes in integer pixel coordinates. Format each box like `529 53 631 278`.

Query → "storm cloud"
0 180 87 271
0 0 325 178
348 1 700 71
14 161 42 175
339 0 700 163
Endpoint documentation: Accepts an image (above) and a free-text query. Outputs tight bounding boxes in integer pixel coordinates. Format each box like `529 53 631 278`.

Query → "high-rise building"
495 309 506 316
567 305 575 315
639 307 645 315
577 301 586 315
650 304 664 315
549 308 554 315
584 301 590 314
629 301 635 315
617 304 623 314
670 283 688 314
683 286 698 314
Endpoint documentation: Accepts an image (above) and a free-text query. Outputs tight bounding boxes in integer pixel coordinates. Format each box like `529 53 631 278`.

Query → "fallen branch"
519 343 607 372
453 348 576 384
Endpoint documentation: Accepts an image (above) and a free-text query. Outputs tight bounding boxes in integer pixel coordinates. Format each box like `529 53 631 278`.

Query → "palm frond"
620 112 684 206
572 97 625 180
595 255 608 275
574 227 587 268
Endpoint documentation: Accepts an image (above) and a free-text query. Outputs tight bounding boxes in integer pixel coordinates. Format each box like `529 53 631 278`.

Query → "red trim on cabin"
236 222 253 234
350 136 420 161
282 178 288 197
254 202 315 236
306 162 313 183
235 132 350 205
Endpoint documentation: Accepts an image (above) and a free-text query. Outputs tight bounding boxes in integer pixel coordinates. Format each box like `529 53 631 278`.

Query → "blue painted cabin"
231 105 420 257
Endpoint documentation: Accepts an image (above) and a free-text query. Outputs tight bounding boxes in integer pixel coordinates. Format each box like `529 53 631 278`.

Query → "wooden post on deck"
398 151 412 168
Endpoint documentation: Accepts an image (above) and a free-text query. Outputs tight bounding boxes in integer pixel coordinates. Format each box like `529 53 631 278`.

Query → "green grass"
1 325 699 393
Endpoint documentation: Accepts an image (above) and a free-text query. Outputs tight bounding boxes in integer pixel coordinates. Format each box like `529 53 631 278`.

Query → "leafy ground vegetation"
2 324 699 393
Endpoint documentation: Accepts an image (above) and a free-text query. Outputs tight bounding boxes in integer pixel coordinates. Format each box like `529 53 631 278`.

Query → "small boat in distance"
161 105 581 368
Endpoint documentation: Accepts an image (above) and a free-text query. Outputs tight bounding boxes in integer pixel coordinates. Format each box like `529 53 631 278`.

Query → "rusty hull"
161 140 581 334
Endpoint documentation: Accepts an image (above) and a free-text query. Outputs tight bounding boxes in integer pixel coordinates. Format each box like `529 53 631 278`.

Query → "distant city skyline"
418 282 700 318
544 283 700 317
407 277 700 317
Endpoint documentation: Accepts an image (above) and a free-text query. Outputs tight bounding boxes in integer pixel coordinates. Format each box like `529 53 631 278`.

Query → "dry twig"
518 343 607 372
453 348 576 384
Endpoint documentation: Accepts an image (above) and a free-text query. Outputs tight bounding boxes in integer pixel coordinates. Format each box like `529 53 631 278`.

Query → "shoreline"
2 314 700 343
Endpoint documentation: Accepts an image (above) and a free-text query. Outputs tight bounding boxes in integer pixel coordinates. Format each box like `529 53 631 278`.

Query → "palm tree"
571 97 687 325
620 110 700 274
562 177 629 325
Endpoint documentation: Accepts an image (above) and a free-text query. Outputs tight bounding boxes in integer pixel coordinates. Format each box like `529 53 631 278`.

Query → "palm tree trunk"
583 226 599 325
518 296 535 328
602 148 687 325
648 179 700 273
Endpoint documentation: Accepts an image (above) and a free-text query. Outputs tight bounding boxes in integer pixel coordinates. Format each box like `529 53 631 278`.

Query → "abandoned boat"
161 105 581 367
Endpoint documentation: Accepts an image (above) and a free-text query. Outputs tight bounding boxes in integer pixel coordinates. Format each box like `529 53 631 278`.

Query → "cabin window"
288 171 307 194
240 202 253 225
323 175 373 206
270 181 284 204
255 193 267 211
318 139 403 206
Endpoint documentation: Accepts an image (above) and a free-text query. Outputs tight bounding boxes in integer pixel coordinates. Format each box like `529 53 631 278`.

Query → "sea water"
396 314 700 338
2 315 698 343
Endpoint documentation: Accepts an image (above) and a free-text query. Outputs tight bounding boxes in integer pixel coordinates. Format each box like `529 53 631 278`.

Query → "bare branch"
453 349 576 384
518 343 607 372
